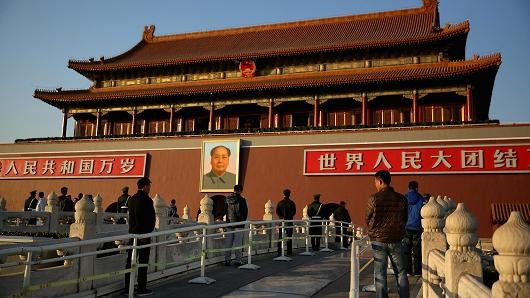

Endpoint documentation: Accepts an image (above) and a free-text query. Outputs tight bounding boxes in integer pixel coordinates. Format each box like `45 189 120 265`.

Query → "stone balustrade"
422 194 530 298
0 194 348 297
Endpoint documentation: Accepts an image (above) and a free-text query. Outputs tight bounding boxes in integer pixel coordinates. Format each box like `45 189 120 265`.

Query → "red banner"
304 144 530 175
0 154 147 179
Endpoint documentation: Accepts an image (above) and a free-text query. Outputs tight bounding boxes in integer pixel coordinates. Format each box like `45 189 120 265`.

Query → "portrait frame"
200 139 240 192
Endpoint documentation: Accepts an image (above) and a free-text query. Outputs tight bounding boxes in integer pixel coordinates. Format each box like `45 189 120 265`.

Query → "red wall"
2 132 529 237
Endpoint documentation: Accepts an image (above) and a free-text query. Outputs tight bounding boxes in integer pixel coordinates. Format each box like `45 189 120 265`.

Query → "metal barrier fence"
0 219 369 298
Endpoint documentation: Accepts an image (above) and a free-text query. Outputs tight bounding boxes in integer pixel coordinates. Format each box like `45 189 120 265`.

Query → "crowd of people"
23 186 85 212
21 171 426 297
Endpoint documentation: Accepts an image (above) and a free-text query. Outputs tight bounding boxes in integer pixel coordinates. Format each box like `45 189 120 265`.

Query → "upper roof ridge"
151 6 427 43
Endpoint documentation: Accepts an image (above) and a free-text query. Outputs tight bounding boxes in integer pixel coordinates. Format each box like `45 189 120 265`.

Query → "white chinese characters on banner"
304 145 530 175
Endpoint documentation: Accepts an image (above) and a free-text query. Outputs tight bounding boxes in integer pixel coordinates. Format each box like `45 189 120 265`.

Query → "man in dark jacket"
125 178 156 296
24 190 38 225
24 190 38 211
333 201 351 248
224 184 248 266
307 194 323 251
117 186 130 213
403 181 425 276
366 170 409 298
276 189 296 256
57 187 68 211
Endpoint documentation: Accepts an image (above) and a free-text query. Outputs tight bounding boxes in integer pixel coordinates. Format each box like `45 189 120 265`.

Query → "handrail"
0 218 366 298
457 274 492 298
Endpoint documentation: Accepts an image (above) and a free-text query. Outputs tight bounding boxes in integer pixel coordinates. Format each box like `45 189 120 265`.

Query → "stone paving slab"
223 253 353 297
224 290 305 298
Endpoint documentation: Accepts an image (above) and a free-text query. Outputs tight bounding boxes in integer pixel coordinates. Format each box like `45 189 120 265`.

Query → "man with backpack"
224 184 248 266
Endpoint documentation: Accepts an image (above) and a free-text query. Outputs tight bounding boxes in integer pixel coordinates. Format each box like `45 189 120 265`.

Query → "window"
113 121 132 135
327 109 362 126
76 120 95 137
146 119 169 134
223 116 239 130
239 115 261 129
373 108 411 125
292 112 309 127
423 105 462 122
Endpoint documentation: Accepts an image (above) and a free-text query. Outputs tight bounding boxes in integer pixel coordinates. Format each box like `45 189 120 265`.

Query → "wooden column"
466 85 473 121
412 90 418 123
61 109 68 138
208 102 214 131
169 107 175 132
268 99 274 128
131 110 137 134
361 94 367 125
313 96 320 127
95 110 101 136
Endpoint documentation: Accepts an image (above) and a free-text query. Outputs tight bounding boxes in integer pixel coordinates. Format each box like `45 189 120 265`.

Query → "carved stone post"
301 205 309 233
302 205 309 220
93 194 103 213
444 196 456 215
69 196 96 291
261 200 273 236
263 200 273 220
153 194 168 271
492 211 530 297
421 196 447 298
444 203 481 298
198 195 214 225
436 195 449 215
45 192 59 233
182 205 191 221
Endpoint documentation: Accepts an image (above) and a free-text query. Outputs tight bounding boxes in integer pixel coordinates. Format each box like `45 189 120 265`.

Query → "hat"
122 186 129 192
313 194 321 200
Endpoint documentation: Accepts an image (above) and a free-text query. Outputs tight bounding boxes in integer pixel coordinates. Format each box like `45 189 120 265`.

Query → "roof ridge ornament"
422 0 439 10
143 24 155 42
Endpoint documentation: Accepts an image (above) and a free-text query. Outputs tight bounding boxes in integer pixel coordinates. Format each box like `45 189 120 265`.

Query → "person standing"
224 184 248 266
307 194 323 251
62 195 75 212
24 190 38 225
36 191 47 212
117 186 130 213
74 193 83 205
168 199 179 218
366 170 409 298
125 178 156 296
58 187 68 211
403 181 425 276
333 201 352 248
24 190 38 211
276 189 296 256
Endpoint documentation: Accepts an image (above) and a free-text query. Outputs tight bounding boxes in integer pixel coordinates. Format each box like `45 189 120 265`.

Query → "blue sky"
0 0 528 143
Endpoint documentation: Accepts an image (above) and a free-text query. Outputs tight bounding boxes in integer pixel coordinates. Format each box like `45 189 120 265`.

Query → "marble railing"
0 194 346 297
421 195 530 298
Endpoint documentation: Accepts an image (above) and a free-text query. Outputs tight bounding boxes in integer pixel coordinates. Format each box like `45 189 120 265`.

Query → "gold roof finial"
143 24 155 42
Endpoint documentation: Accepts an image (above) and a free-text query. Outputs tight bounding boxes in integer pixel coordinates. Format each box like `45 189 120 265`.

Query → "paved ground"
106 248 422 297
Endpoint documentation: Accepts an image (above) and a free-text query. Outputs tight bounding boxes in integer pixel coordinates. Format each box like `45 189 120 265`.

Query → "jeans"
225 227 243 263
125 238 151 291
403 229 422 275
372 241 410 298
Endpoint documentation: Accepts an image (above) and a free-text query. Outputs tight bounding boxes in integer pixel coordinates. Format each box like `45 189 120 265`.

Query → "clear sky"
0 0 528 143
